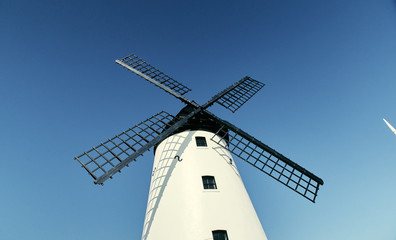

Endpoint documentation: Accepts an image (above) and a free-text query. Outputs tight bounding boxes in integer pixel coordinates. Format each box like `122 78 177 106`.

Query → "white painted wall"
141 130 267 240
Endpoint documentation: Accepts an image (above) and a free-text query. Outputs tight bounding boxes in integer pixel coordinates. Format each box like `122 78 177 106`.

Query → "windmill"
75 53 324 240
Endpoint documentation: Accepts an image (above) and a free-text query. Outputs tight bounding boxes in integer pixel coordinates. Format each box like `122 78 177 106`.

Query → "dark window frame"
195 136 207 147
202 175 217 189
212 230 229 240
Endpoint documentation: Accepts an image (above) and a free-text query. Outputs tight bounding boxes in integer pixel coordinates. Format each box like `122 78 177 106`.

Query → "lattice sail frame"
117 54 192 96
75 111 175 182
215 77 265 113
210 125 323 202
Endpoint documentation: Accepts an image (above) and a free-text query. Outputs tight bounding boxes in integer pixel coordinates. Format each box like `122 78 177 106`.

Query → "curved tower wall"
141 130 268 240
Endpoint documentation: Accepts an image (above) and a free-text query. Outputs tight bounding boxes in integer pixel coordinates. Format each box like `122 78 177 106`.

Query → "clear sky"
1 0 396 239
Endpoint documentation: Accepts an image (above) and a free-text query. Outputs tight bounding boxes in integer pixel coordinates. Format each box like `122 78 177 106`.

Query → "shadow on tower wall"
211 144 241 178
141 131 194 240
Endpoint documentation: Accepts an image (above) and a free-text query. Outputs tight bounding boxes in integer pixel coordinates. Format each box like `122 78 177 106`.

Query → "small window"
212 230 228 240
195 136 207 147
202 176 217 189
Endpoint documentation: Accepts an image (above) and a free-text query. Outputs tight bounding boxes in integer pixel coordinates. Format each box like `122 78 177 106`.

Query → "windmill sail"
75 111 175 184
208 112 323 202
214 76 265 113
383 118 396 135
202 76 264 109
116 54 197 107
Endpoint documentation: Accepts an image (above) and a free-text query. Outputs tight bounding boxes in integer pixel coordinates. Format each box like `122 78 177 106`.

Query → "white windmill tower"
75 53 324 240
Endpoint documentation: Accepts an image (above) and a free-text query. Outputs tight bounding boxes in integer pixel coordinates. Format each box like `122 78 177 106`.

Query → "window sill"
202 190 220 193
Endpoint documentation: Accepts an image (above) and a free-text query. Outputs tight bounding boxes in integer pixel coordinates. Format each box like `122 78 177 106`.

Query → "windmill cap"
153 105 229 154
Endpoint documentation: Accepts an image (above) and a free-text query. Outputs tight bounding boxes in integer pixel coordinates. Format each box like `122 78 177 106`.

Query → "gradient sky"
1 1 396 239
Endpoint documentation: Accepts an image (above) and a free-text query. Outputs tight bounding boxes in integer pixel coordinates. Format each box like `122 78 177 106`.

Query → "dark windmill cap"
153 105 229 154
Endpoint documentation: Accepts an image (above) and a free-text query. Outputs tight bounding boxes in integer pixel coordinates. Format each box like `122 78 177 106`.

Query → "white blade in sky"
383 118 396 135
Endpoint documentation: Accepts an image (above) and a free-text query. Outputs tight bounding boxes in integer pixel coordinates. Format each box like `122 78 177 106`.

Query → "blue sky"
1 0 396 239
